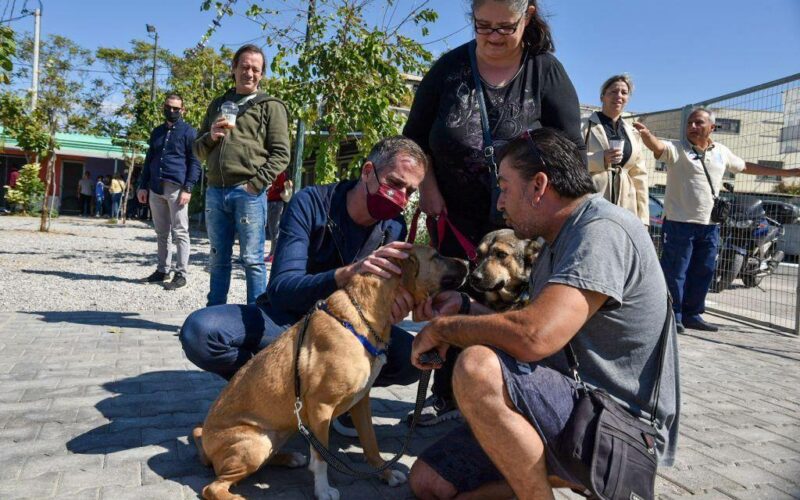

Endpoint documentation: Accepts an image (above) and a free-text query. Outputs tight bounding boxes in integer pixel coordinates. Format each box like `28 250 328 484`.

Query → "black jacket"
140 118 202 194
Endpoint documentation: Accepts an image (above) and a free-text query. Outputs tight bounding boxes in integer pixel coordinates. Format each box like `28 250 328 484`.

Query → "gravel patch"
0 215 255 312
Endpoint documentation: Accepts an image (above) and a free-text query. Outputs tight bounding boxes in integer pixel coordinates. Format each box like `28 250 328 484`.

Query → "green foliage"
207 0 437 183
775 181 800 196
0 91 50 160
0 26 15 85
4 163 44 214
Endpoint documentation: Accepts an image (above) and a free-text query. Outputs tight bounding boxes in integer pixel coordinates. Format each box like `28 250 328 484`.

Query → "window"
655 161 668 172
715 118 741 134
757 160 784 182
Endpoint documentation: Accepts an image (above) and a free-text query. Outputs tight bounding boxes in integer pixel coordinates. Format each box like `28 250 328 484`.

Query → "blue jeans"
95 196 103 216
205 185 267 306
660 219 720 325
179 303 419 386
111 193 122 219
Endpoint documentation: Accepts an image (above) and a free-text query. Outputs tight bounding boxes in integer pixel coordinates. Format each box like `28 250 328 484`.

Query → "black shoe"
163 273 187 290
683 319 719 332
676 322 685 333
331 413 358 438
143 270 169 283
406 395 461 427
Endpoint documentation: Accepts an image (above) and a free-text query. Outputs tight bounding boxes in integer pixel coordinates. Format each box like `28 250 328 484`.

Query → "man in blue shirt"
138 93 202 290
180 136 426 436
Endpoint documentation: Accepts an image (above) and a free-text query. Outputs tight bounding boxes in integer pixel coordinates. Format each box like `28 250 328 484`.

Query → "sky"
2 0 800 113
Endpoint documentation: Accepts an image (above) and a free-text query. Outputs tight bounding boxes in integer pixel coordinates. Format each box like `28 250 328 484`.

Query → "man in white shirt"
635 108 800 332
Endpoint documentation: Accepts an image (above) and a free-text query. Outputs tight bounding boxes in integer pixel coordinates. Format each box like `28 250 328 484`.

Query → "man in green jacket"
194 44 291 306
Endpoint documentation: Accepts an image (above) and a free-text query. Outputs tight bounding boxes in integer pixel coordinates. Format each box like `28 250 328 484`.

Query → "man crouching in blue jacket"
180 136 426 436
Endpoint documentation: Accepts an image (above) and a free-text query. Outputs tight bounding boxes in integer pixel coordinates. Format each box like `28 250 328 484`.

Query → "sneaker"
406 395 461 427
143 270 169 283
163 273 187 290
676 322 685 334
331 413 358 438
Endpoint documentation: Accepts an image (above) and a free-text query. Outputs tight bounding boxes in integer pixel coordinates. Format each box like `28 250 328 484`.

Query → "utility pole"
292 0 316 191
146 24 158 103
30 6 41 110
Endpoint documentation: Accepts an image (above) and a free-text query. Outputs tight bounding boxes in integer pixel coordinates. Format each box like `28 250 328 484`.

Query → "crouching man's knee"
409 459 458 500
452 345 504 409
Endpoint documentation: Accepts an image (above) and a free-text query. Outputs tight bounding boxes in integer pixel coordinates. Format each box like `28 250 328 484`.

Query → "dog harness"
315 301 387 358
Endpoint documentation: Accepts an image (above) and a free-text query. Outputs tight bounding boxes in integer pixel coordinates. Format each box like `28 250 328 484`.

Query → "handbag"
556 296 673 500
467 41 505 227
695 149 730 223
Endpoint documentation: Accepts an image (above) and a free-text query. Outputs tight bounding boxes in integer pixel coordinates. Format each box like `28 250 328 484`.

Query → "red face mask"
366 169 408 221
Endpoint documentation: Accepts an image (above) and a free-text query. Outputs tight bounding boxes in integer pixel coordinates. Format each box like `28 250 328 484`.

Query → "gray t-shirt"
530 194 680 465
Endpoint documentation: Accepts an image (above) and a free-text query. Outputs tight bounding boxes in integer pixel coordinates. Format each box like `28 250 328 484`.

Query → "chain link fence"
621 73 800 335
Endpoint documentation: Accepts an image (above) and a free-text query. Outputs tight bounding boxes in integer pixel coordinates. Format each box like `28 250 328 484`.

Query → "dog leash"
407 208 477 262
292 298 441 478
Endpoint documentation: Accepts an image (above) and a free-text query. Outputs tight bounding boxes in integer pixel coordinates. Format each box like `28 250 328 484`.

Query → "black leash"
292 299 440 478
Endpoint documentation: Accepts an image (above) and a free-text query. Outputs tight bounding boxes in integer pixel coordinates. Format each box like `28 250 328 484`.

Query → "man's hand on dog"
391 286 415 324
413 291 464 322
335 241 412 286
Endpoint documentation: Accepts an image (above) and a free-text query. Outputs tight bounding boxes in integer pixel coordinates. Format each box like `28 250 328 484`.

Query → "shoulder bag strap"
467 40 498 174
564 293 673 427
695 149 718 199
584 120 593 146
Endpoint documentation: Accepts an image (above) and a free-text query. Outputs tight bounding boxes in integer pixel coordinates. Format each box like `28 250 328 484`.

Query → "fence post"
795 270 800 336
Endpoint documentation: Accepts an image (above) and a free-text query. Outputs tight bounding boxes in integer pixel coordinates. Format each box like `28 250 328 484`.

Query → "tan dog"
193 245 468 500
469 229 542 311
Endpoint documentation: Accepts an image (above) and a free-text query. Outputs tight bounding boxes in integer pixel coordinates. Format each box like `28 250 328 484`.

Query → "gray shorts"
418 349 581 493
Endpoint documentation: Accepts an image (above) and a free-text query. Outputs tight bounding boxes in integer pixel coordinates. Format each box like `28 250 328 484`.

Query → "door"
61 161 84 214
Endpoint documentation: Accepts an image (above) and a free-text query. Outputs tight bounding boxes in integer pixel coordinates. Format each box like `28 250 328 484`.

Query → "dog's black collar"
315 301 387 358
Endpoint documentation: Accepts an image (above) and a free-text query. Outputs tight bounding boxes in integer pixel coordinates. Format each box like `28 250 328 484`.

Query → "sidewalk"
0 309 798 499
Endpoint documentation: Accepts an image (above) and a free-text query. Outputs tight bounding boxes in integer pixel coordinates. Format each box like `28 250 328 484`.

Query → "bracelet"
458 292 471 315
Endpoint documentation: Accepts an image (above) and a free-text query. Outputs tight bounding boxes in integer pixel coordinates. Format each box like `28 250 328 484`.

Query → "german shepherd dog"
469 229 542 311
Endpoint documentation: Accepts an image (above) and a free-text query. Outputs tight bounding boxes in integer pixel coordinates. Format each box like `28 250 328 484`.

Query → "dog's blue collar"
316 301 387 358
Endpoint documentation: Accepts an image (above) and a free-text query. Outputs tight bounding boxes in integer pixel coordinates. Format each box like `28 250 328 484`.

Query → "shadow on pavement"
24 310 180 332
22 269 145 283
65 370 223 493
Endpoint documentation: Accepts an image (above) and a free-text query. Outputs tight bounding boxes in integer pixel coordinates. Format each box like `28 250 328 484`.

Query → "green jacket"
194 89 291 192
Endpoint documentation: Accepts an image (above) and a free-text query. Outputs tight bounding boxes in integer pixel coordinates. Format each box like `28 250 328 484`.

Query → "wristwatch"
458 292 471 315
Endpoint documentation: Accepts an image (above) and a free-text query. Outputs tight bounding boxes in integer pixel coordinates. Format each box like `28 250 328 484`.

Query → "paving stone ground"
1 309 799 499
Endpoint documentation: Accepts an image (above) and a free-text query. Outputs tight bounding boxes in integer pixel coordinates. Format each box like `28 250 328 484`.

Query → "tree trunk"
39 151 56 232
120 147 137 225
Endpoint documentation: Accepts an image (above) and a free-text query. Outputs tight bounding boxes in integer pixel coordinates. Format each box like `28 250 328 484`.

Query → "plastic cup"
609 139 625 152
221 101 239 128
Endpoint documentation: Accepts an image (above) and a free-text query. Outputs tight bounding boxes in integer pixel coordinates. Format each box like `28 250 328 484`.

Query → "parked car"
648 194 664 254
760 200 800 225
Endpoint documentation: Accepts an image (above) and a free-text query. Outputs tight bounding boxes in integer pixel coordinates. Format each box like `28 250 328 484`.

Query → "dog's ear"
524 238 543 268
477 239 490 257
400 253 420 296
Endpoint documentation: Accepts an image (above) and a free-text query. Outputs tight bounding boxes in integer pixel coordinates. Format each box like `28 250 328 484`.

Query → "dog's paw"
383 469 407 487
285 452 307 468
314 485 340 500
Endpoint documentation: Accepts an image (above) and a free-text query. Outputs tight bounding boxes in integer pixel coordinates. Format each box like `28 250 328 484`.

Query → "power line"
421 23 470 46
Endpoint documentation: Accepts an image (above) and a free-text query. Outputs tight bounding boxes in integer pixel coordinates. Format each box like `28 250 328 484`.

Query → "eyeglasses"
474 15 525 36
164 106 182 112
520 129 547 168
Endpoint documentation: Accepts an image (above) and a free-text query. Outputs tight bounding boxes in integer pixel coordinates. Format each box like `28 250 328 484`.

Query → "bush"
4 163 44 214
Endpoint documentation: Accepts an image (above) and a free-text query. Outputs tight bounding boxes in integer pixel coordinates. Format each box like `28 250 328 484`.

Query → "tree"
11 34 98 231
0 25 15 84
4 163 45 214
203 0 437 183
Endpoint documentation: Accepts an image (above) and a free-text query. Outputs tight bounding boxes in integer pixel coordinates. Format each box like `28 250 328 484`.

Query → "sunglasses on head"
519 129 547 168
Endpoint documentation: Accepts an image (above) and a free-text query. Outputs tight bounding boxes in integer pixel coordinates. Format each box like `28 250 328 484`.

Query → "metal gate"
626 73 800 335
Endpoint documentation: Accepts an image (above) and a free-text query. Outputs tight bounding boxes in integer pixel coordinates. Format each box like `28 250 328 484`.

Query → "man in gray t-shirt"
408 128 680 499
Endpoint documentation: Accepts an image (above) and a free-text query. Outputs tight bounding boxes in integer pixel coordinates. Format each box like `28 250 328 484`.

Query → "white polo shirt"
659 140 745 225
